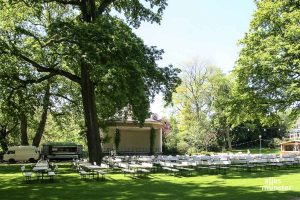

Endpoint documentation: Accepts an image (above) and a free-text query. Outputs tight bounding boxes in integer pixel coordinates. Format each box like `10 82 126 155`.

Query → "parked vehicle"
42 142 83 160
3 146 40 163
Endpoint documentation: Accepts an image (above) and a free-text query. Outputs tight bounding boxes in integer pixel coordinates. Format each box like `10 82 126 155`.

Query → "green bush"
177 141 189 154
268 138 282 149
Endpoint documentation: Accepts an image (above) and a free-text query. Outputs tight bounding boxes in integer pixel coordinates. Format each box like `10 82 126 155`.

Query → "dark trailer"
42 142 83 160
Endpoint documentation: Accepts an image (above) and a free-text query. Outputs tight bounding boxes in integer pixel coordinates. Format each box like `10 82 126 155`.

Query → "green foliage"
172 61 227 153
41 113 86 148
268 137 282 149
0 0 180 161
0 0 180 125
162 116 180 155
235 0 300 119
102 134 112 144
169 58 289 153
114 0 168 28
0 114 19 151
229 118 286 149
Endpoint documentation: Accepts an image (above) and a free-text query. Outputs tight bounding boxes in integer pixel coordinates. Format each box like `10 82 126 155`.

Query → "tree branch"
17 53 81 84
89 0 96 19
22 73 56 85
0 73 56 86
43 0 80 5
97 0 116 15
50 92 77 104
7 124 19 135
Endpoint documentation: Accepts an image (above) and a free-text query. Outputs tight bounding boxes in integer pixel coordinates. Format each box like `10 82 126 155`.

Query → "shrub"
268 138 282 149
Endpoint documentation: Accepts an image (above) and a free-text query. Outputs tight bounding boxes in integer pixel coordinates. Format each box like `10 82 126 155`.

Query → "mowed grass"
0 163 299 200
230 148 280 154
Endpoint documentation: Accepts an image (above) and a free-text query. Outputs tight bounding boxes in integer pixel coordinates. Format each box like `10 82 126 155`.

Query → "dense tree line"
164 0 300 154
1 0 299 158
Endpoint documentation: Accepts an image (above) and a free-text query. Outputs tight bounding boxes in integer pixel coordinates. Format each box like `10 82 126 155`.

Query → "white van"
3 146 40 163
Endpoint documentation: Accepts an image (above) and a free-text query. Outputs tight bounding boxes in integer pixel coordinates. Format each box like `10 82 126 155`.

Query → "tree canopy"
235 0 300 119
0 0 181 163
171 61 228 153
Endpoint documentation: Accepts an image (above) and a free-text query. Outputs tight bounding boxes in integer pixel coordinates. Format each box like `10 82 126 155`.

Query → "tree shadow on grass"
0 163 71 174
218 168 300 180
0 174 299 200
1 164 299 200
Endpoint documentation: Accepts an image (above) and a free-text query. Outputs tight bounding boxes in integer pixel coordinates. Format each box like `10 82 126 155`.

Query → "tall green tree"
0 51 60 147
210 74 235 150
0 55 37 147
0 0 180 163
173 61 222 153
235 0 300 119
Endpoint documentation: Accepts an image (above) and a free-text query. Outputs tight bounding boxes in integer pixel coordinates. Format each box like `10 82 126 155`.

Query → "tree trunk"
32 85 50 147
18 90 29 145
0 137 8 151
0 126 8 151
78 0 104 164
220 130 226 151
80 62 102 164
20 113 29 145
226 127 232 151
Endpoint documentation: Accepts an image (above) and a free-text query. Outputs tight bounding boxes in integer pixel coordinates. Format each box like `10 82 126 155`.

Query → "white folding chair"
21 166 32 183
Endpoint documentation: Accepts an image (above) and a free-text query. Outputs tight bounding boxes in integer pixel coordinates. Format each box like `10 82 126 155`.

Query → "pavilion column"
159 128 162 153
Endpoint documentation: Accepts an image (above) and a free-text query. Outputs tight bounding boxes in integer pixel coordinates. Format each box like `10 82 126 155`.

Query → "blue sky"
132 0 256 115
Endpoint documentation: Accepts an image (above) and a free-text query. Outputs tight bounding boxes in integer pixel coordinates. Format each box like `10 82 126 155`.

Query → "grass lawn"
230 148 280 154
0 163 299 200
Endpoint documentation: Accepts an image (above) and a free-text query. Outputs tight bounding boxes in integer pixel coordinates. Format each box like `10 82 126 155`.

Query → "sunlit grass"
230 148 280 154
193 148 280 155
0 163 299 200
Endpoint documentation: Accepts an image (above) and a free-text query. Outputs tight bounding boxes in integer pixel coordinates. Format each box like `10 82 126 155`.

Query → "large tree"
210 74 235 150
0 0 180 163
0 55 37 147
172 61 222 153
235 0 300 118
0 50 59 147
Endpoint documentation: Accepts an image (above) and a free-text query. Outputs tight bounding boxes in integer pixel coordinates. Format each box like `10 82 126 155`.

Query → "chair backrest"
119 162 128 169
53 165 58 171
100 163 109 168
141 162 153 168
21 166 25 172
78 167 84 171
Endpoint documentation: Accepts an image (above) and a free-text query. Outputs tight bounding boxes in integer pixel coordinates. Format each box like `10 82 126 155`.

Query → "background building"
102 118 163 155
